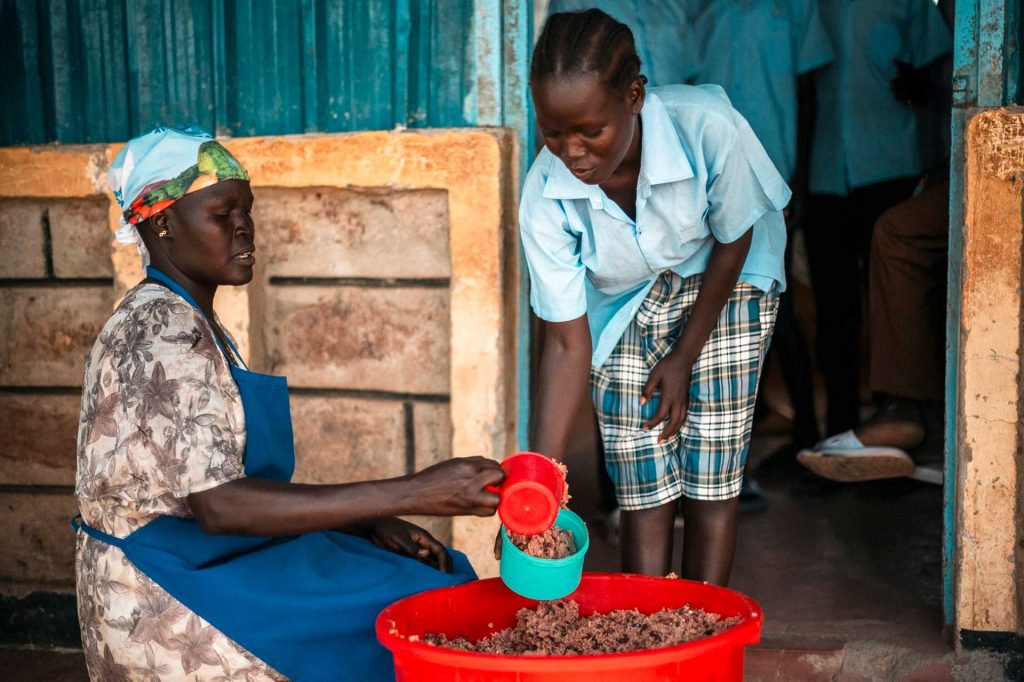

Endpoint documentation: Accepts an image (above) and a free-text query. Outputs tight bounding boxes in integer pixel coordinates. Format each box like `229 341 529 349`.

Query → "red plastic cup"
488 452 566 536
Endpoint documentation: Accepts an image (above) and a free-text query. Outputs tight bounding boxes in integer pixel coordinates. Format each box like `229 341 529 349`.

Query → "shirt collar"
541 91 693 202
638 91 693 186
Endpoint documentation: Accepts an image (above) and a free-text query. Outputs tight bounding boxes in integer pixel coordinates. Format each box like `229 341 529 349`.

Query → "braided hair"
531 9 647 93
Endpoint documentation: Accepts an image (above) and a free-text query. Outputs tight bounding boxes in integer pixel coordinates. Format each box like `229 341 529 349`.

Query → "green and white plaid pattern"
590 272 779 508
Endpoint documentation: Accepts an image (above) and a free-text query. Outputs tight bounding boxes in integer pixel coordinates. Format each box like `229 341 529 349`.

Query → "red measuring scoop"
487 452 567 536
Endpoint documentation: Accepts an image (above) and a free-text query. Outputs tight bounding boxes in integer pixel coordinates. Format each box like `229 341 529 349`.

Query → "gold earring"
158 229 168 238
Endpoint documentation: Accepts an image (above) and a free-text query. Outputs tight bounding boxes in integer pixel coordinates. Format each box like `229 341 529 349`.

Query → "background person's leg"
851 177 921 287
868 181 949 405
804 193 861 434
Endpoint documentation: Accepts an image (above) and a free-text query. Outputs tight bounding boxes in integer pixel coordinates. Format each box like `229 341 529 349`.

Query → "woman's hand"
641 349 695 443
409 457 504 517
363 517 453 573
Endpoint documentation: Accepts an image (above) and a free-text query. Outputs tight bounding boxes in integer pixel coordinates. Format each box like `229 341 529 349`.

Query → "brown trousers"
868 181 950 401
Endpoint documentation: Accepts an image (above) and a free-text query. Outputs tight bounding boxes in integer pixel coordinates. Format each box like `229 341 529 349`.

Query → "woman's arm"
531 315 593 461
189 456 503 536
641 229 753 440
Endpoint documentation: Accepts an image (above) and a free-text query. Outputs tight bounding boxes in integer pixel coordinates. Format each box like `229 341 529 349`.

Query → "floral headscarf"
108 125 249 266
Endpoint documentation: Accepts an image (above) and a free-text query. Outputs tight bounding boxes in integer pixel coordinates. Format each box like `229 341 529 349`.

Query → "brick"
264 286 450 394
898 661 954 681
0 393 80 486
745 647 845 682
0 493 78 586
48 197 113 278
255 187 451 279
290 395 407 485
0 287 112 387
0 199 47 278
412 402 451 471
393 404 454 545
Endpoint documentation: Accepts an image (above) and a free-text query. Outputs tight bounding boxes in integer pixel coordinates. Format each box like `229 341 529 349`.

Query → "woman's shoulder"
93 283 212 360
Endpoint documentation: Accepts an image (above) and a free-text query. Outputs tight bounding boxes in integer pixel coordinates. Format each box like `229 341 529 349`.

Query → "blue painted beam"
501 0 535 450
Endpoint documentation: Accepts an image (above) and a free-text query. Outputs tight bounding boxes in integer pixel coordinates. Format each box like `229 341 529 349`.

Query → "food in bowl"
423 599 739 655
508 524 577 559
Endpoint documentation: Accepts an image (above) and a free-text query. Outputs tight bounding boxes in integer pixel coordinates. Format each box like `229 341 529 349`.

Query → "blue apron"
73 267 475 681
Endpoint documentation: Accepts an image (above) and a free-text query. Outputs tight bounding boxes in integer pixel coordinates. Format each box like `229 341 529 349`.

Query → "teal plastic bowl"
499 508 589 600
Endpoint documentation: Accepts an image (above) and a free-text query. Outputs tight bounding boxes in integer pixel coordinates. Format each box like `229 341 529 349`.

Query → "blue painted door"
0 0 481 145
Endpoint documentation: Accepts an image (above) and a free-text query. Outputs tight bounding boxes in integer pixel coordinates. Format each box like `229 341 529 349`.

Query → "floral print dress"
75 283 286 681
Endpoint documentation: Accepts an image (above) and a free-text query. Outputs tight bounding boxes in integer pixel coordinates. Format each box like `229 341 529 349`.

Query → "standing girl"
520 9 789 584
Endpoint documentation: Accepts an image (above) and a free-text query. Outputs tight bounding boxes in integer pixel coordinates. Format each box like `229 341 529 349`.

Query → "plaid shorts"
590 272 779 508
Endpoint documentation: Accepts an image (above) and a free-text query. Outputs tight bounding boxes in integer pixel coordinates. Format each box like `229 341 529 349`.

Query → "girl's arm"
641 229 754 440
188 456 503 536
532 315 593 461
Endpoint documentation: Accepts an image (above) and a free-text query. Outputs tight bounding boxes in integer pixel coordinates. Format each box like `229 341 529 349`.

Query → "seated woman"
74 125 504 682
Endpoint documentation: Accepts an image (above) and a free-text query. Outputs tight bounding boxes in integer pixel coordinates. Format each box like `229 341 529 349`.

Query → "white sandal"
796 430 916 482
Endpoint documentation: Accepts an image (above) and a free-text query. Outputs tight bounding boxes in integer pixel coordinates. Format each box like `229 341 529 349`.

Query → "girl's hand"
641 350 695 443
364 517 453 573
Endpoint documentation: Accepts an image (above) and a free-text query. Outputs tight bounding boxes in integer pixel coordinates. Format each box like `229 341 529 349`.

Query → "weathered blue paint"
1 0 486 145
502 0 535 451
469 0 535 449
946 0 1021 627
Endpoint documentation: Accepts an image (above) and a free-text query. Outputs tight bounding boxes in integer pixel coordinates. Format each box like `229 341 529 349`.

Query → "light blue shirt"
545 0 697 87
685 0 834 180
810 0 952 195
520 86 791 366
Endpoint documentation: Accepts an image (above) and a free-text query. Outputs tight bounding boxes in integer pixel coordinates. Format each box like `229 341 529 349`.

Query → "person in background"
798 0 955 483
684 0 834 503
803 0 952 439
520 10 788 584
546 0 694 88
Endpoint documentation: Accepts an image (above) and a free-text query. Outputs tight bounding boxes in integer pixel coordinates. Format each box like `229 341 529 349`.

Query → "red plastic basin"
376 573 762 681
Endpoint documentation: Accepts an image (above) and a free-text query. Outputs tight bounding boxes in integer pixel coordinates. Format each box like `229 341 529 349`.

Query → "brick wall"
254 185 458 543
0 193 114 646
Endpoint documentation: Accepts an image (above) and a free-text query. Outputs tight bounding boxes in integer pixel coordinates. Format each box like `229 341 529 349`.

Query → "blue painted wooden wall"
0 0 480 145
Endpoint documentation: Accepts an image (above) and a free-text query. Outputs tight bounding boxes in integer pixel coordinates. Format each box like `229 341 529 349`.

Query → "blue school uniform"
519 85 791 367
685 0 834 180
810 0 952 195
546 0 696 87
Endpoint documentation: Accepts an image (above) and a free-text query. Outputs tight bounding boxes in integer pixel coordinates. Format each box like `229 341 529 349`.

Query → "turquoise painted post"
500 0 536 451
471 0 536 451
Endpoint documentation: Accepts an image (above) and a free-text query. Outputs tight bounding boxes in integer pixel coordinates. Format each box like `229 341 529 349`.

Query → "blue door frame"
469 0 535 450
946 0 1020 626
